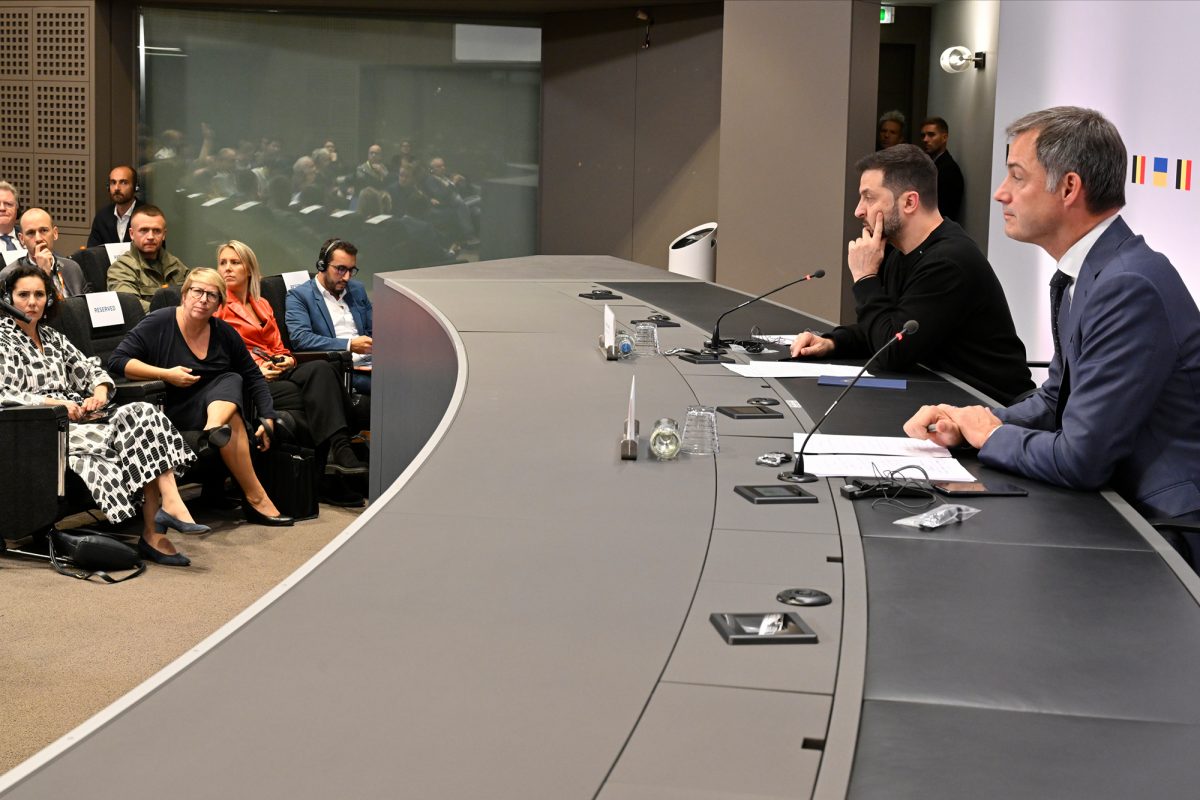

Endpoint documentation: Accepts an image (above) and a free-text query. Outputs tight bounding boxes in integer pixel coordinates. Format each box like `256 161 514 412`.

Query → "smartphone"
931 480 1028 497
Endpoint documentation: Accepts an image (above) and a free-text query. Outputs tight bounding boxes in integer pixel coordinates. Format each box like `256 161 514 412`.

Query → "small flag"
1132 155 1147 184
1153 157 1169 187
1178 159 1193 191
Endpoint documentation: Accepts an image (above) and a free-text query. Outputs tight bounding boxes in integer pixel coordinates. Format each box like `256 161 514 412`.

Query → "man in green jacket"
107 204 188 310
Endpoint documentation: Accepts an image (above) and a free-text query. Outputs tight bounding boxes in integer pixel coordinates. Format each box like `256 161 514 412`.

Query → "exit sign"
881 5 895 24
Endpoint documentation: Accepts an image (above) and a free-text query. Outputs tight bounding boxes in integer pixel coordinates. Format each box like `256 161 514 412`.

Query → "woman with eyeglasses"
0 263 204 566
213 240 367 491
110 268 293 526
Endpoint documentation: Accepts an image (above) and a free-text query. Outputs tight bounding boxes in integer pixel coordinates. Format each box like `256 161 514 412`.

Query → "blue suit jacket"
285 277 373 352
982 216 1200 518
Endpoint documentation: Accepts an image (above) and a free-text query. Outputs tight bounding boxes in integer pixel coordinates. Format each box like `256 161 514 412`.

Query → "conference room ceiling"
144 0 705 16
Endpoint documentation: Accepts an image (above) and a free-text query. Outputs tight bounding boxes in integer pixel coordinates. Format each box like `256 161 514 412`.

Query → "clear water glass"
680 405 719 455
633 321 660 356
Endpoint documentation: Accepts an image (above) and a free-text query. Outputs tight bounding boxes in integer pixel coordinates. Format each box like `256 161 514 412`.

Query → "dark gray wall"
539 3 722 267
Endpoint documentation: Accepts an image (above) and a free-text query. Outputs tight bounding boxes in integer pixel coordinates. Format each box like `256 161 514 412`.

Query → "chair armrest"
113 379 167 407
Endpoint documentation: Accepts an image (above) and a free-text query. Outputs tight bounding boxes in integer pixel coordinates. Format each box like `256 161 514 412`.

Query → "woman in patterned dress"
0 264 203 567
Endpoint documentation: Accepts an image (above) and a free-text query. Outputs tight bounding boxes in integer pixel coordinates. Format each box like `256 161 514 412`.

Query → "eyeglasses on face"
186 286 221 303
330 265 359 277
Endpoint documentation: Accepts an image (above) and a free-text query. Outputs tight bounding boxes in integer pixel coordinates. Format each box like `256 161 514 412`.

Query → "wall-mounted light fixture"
636 8 653 49
939 46 986 73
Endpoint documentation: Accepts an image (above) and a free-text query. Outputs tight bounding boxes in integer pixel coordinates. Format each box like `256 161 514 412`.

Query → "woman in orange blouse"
215 240 367 479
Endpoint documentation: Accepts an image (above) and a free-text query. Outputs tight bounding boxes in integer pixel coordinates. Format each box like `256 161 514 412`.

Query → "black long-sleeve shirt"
824 219 1033 404
109 307 276 420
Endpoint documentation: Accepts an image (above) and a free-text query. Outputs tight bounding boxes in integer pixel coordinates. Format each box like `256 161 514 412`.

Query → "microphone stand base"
677 352 733 365
778 470 819 484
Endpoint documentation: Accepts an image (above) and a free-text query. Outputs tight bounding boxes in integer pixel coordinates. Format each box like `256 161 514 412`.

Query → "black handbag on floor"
256 442 319 520
47 529 145 584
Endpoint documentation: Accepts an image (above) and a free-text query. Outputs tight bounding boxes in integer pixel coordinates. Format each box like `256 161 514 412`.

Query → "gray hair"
1006 106 1126 213
879 109 906 129
0 180 18 203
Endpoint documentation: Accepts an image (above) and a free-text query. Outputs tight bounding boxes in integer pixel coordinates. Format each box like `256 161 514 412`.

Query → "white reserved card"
281 271 310 292
103 242 131 263
86 291 124 328
603 304 615 348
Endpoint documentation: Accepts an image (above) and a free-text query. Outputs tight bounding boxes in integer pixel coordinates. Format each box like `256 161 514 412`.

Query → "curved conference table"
5 256 1200 799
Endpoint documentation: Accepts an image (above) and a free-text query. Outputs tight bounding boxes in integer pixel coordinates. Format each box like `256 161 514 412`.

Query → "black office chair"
73 246 113 294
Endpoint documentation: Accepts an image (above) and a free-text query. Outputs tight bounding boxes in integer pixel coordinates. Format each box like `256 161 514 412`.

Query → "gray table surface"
4 255 1198 800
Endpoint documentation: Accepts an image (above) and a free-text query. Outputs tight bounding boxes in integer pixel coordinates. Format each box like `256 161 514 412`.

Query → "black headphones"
316 238 344 272
3 267 56 310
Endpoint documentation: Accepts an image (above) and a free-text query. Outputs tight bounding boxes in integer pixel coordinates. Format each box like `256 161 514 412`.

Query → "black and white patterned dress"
0 317 195 522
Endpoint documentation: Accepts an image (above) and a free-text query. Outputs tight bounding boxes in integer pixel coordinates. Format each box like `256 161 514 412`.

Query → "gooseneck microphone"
704 269 826 350
0 296 31 325
779 320 919 484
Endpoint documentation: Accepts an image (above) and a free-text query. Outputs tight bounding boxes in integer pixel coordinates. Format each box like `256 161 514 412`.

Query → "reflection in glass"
138 9 541 291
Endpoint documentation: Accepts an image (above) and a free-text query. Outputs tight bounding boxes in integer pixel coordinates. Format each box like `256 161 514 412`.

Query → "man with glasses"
108 204 189 311
0 181 20 252
286 238 373 394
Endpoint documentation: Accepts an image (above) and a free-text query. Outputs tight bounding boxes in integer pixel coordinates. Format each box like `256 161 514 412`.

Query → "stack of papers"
793 434 975 481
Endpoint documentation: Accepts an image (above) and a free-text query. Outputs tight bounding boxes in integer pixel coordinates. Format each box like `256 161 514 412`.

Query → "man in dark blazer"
0 208 89 297
905 107 1200 541
86 165 140 247
285 238 373 394
920 117 964 221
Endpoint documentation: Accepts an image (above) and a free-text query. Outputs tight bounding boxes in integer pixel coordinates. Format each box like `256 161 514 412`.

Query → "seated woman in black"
0 264 203 566
109 268 293 526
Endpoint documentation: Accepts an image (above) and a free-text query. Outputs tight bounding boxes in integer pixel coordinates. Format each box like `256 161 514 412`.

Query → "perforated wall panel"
36 156 88 226
0 155 34 207
0 3 93 235
0 9 32 80
34 9 88 81
0 83 33 150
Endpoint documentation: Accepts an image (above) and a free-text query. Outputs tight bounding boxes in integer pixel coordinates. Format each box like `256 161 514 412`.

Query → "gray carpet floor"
0 499 363 775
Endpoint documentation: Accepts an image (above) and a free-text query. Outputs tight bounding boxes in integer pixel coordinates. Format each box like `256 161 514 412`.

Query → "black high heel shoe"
195 424 232 458
155 508 211 535
138 537 191 567
243 503 295 527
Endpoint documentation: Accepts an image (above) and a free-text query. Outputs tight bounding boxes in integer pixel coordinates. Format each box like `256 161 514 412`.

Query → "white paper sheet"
753 334 797 346
801 455 975 481
796 433 951 458
103 242 131 263
724 362 869 379
602 304 615 348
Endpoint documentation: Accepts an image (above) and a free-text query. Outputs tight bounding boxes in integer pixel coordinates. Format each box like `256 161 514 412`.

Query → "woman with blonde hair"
212 240 366 500
110 268 293 526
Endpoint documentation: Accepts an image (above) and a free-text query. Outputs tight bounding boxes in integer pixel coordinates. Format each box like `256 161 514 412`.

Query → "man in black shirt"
790 144 1033 404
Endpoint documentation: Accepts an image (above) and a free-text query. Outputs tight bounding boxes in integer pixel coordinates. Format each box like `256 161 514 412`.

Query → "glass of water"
633 321 660 356
680 405 719 455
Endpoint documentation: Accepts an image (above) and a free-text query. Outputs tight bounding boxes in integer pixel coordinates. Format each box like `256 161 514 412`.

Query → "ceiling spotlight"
939 46 986 74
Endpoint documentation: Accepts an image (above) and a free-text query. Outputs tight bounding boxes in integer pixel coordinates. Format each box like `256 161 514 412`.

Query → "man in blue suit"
905 107 1200 542
285 238 373 394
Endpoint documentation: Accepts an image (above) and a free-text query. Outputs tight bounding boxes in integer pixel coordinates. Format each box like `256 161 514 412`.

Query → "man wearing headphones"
285 238 373 394
87 165 141 247
0 208 89 297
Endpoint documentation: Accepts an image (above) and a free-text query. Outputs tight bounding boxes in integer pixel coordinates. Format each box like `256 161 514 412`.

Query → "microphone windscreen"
903 320 919 335
811 269 826 279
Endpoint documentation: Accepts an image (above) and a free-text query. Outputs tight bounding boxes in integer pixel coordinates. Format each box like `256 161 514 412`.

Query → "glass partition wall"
137 8 541 290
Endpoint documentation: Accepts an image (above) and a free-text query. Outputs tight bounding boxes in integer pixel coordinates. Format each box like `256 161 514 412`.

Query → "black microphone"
780 319 919 484
704 269 826 351
0 296 31 325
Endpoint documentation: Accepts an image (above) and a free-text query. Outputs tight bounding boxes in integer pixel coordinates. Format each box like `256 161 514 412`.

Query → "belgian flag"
1178 159 1193 191
1131 154 1147 184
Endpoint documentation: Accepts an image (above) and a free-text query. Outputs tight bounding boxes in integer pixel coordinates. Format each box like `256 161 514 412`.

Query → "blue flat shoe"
154 508 211 535
138 537 191 567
